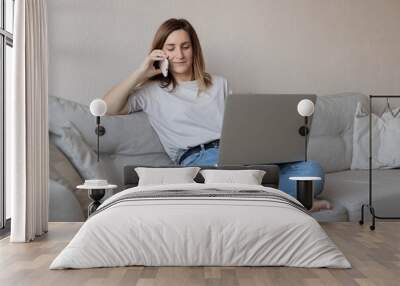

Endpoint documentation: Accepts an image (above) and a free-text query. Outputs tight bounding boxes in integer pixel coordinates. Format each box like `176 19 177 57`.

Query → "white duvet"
50 183 350 269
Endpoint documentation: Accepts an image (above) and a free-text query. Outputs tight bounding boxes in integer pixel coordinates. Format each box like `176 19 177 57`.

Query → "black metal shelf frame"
359 95 400 230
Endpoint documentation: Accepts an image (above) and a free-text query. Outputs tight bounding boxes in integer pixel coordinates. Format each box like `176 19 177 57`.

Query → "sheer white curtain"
7 0 49 242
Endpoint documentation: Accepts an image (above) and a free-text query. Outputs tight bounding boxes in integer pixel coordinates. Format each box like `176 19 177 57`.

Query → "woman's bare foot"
310 199 332 212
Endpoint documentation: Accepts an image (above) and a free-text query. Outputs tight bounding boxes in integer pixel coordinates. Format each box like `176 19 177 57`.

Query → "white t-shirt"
128 75 229 163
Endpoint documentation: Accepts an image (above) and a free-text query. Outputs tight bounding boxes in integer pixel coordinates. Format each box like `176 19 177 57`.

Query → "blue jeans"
278 160 325 198
179 146 219 166
179 146 324 198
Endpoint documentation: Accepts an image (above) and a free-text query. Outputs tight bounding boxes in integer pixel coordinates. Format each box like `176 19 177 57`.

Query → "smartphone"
153 61 160 69
153 58 169 77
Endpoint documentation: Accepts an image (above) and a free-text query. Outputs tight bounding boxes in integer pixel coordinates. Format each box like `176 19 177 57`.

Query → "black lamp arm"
94 116 106 162
305 117 308 161
298 116 309 161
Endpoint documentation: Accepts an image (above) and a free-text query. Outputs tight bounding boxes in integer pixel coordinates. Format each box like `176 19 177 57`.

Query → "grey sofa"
308 93 400 222
48 93 400 222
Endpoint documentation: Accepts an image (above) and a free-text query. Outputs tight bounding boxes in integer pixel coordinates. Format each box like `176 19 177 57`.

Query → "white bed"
50 183 350 269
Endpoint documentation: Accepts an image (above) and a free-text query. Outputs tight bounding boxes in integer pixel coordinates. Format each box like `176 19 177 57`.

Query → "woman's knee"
278 160 325 198
302 161 325 196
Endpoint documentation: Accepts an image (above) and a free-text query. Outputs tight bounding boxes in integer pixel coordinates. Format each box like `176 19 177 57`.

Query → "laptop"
218 93 316 166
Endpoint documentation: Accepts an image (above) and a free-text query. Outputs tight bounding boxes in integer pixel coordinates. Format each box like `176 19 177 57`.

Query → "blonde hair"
149 18 212 91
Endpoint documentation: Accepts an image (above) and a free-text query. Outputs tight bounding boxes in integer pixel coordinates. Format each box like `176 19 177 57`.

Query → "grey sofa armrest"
49 135 90 219
49 180 85 222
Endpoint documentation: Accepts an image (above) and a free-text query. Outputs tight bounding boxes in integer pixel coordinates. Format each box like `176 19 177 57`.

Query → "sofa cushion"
49 95 169 156
320 169 400 221
308 93 368 173
53 121 172 186
49 134 83 188
49 134 91 218
53 122 112 181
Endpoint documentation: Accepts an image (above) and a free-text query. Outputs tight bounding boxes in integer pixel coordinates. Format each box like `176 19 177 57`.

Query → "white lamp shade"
90 99 107 116
297 99 315 117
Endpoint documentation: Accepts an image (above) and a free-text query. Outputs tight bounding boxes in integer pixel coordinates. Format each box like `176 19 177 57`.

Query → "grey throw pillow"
49 136 83 189
49 135 91 217
53 121 112 181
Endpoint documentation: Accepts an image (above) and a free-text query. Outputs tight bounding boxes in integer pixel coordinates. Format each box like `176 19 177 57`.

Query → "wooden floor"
0 222 399 286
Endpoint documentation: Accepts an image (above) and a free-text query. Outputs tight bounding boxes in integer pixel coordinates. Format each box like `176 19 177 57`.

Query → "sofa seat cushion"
321 170 400 221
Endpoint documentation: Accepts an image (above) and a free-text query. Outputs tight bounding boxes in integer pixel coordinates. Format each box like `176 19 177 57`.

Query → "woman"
102 18 328 209
103 18 225 166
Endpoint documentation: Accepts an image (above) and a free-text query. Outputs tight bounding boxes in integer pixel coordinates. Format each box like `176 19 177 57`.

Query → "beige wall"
48 0 400 106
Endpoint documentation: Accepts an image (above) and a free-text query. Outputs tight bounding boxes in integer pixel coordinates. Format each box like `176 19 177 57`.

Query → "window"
5 0 13 33
1 0 14 230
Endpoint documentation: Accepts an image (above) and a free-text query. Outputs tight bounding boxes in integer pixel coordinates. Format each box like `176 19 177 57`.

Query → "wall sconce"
297 99 315 161
89 99 107 162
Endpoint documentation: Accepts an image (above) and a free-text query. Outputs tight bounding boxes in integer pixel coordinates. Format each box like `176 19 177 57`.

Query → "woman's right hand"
137 49 167 80
103 49 168 115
